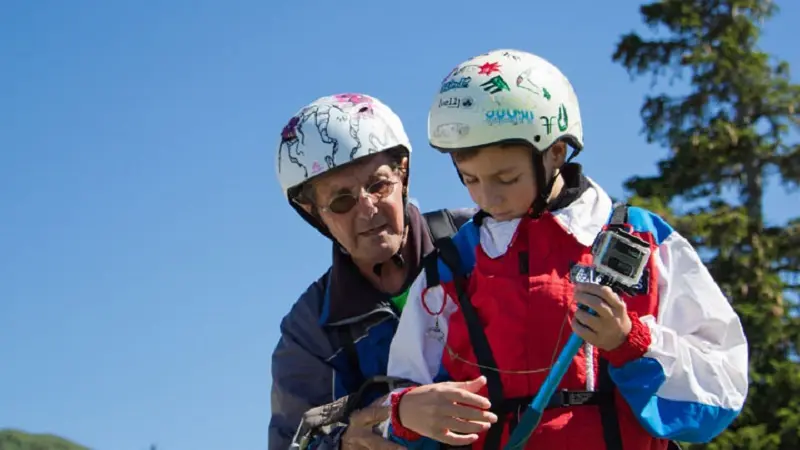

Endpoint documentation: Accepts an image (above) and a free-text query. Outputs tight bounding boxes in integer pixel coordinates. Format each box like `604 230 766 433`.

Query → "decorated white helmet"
428 49 583 154
275 93 413 238
276 93 412 199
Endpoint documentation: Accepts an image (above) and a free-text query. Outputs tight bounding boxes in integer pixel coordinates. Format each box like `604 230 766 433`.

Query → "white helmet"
429 49 583 154
275 93 413 238
276 93 412 199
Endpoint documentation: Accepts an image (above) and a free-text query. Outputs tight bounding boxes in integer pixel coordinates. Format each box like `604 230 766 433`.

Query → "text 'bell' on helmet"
428 49 584 154
275 93 413 200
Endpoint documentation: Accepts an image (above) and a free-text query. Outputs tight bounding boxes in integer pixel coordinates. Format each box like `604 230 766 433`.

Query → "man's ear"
297 202 313 215
295 199 329 230
399 155 410 195
291 195 315 215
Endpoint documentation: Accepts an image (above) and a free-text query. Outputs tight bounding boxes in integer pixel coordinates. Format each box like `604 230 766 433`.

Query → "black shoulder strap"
423 208 460 242
597 358 623 450
334 327 364 394
608 202 628 227
435 237 506 450
432 237 464 277
422 208 474 288
596 202 628 450
321 269 363 393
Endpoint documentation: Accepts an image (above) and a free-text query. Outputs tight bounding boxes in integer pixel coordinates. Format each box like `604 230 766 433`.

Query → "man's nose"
353 190 379 216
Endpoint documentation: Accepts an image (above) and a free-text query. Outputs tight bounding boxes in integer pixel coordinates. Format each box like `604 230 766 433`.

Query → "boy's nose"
480 187 503 208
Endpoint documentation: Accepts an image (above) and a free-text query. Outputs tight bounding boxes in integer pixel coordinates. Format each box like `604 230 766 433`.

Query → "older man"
270 93 474 450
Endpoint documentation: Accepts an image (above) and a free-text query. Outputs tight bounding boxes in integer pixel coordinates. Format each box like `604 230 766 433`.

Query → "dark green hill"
0 429 90 450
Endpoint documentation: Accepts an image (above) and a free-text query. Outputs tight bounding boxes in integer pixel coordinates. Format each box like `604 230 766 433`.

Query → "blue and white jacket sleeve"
379 262 459 449
607 208 749 443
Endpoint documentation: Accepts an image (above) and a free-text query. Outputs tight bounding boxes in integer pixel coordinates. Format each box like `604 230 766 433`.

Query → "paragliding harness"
289 208 468 450
424 204 682 450
421 204 614 450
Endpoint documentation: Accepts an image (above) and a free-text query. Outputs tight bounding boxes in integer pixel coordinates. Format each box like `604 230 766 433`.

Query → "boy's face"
454 144 537 221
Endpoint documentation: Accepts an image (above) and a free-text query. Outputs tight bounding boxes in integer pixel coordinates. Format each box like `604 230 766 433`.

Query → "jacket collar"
320 203 432 326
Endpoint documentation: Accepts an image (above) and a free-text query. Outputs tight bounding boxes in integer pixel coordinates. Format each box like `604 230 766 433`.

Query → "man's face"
308 153 408 265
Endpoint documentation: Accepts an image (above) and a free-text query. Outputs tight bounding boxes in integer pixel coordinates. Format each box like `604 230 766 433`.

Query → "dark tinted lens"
328 195 357 214
368 180 394 196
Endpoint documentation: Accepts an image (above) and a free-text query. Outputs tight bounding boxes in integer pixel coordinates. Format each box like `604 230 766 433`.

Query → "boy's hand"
572 282 632 351
397 376 497 446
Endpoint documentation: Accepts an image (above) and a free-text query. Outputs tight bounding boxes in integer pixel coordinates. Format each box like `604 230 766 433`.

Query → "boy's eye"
463 177 478 185
499 176 520 185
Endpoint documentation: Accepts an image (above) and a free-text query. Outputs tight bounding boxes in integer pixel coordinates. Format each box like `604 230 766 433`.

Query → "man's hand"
341 396 403 450
572 282 632 351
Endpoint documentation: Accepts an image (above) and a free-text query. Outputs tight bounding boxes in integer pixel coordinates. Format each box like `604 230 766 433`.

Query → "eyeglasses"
319 178 399 214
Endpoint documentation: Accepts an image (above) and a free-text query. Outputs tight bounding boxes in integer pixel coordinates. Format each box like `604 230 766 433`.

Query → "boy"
380 49 749 450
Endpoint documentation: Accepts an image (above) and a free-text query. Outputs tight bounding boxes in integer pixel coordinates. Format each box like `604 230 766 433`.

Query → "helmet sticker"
480 76 510 94
367 122 400 154
516 67 551 99
477 61 501 75
432 123 470 139
558 104 568 132
539 104 568 135
501 51 522 61
277 103 361 177
484 109 536 125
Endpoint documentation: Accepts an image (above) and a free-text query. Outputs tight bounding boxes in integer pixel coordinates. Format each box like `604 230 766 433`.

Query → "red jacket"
383 179 748 450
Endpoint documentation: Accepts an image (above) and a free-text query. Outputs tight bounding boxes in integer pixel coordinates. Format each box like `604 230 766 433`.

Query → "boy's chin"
488 211 522 222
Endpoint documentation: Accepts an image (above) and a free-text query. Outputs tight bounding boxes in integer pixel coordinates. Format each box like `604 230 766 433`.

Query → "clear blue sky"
1 1 797 449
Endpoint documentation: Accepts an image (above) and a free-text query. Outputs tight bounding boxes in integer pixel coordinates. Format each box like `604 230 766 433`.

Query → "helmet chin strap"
371 189 410 276
529 145 581 218
372 246 406 276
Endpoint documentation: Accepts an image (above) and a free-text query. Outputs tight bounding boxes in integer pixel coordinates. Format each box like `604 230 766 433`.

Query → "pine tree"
611 0 800 449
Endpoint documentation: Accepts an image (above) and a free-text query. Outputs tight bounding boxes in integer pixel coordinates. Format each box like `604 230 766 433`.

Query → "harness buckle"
546 389 608 409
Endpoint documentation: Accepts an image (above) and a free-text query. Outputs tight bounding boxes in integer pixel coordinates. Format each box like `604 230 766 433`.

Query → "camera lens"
613 240 643 259
608 257 634 277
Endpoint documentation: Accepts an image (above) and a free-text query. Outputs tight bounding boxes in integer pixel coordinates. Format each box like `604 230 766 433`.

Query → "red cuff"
390 387 422 441
601 311 651 367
